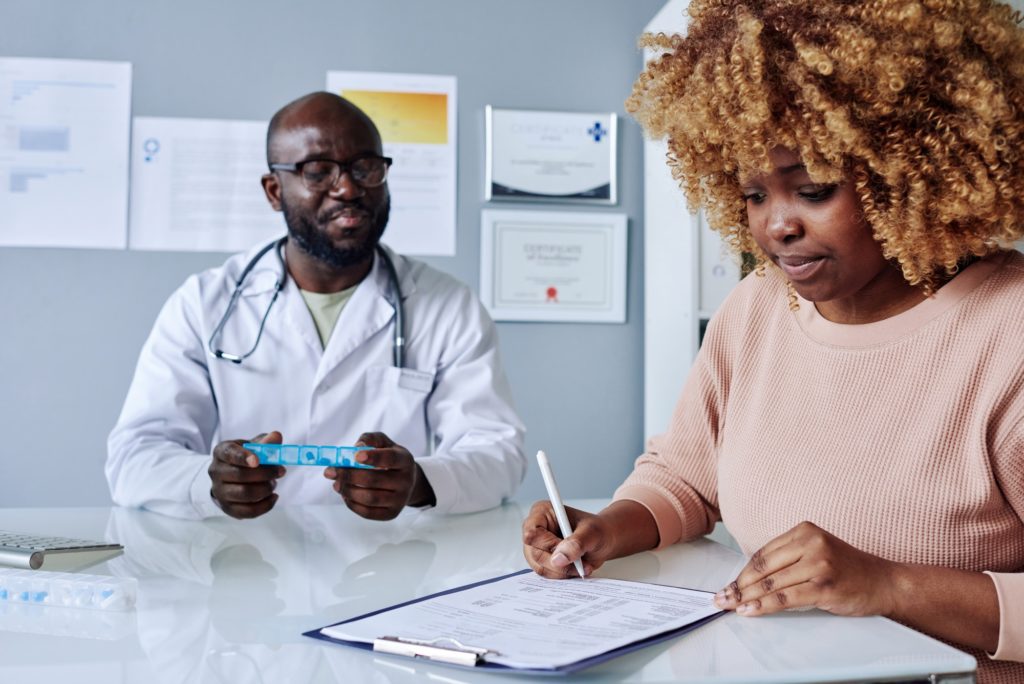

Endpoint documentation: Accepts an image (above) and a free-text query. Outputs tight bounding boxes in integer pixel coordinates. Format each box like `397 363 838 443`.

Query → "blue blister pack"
243 443 375 469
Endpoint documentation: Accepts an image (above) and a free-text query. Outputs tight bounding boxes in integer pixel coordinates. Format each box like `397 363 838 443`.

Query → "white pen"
536 450 586 579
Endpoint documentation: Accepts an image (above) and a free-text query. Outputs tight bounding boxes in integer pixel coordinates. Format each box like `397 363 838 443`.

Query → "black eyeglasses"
269 154 393 191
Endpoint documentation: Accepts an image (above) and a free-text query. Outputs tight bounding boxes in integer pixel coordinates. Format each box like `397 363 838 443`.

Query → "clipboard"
303 569 725 676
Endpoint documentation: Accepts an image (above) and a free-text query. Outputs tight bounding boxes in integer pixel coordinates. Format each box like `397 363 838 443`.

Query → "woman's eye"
800 185 838 202
743 192 765 204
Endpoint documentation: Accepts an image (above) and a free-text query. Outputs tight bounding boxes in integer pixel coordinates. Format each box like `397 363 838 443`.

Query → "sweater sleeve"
985 572 1024 662
613 300 740 548
987 411 1024 662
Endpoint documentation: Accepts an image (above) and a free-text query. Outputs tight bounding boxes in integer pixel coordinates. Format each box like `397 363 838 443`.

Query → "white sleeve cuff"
189 459 226 519
415 457 457 513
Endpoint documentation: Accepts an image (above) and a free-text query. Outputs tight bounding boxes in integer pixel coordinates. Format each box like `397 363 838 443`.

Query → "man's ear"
261 173 283 212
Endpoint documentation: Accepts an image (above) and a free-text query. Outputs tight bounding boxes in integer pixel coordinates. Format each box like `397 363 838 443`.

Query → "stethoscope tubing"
207 237 405 368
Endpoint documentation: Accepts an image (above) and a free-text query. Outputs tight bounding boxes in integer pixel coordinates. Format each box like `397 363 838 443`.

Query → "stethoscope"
207 236 405 368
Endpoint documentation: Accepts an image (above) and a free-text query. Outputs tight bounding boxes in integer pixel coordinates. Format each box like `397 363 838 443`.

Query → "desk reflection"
105 503 525 683
0 503 973 683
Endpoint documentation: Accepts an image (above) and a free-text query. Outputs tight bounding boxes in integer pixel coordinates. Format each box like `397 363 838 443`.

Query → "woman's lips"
777 255 826 281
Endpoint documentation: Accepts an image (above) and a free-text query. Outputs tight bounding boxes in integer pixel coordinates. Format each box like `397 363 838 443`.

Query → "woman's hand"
714 521 899 617
521 502 612 578
522 499 660 579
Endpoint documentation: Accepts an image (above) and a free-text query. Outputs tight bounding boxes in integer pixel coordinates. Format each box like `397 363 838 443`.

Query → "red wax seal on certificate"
546 286 558 302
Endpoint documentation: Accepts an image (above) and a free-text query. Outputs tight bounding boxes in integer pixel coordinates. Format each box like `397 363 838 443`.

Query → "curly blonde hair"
627 0 1024 292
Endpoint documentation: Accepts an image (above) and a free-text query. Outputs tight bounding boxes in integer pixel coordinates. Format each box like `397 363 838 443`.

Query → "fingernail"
356 452 368 463
277 467 286 478
247 456 257 467
551 552 570 567
737 603 752 614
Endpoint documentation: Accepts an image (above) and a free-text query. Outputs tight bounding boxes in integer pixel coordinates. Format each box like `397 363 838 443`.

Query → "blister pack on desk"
0 568 137 611
244 443 375 469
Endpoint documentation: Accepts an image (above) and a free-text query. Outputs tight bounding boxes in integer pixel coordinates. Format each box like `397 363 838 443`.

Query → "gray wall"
0 0 662 507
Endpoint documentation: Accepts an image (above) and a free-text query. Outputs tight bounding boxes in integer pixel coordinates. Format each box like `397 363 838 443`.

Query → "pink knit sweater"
615 251 1024 683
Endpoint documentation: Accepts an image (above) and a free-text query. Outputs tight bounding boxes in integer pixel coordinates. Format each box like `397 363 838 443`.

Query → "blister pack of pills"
0 568 137 611
243 443 374 469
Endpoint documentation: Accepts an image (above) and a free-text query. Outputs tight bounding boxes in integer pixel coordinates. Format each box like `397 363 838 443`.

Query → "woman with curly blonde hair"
523 0 1024 679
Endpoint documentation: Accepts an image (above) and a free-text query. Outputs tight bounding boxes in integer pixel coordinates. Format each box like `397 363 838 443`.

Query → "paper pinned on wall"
326 71 457 256
128 117 283 252
0 57 131 249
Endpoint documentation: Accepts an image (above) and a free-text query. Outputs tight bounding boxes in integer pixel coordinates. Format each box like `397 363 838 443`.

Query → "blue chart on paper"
243 443 375 469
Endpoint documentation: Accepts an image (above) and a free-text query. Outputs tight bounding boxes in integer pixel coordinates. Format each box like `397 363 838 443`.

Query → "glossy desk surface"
0 501 975 683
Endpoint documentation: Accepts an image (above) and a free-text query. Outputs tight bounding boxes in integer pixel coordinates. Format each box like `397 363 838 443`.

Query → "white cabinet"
642 0 740 438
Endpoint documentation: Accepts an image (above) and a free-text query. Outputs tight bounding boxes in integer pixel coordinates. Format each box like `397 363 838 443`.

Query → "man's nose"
327 171 363 200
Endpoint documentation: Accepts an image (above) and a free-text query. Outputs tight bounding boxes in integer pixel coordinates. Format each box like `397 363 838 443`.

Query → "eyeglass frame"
268 153 393 191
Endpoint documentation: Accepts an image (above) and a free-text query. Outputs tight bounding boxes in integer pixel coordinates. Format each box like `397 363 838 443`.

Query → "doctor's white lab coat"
107 240 526 519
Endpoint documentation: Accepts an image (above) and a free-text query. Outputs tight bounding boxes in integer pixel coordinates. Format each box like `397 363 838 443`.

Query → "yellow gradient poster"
339 90 448 145
326 71 457 256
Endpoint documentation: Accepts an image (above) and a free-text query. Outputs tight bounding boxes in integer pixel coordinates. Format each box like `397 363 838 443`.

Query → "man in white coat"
107 92 525 520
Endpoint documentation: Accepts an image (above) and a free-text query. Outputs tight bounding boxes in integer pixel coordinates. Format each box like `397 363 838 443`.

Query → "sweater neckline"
793 251 1010 347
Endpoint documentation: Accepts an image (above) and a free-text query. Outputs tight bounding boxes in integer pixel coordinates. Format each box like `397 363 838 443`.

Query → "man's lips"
322 208 369 230
775 254 827 281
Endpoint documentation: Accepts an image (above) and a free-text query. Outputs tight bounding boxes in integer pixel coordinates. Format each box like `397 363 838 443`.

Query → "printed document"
0 57 131 249
128 117 281 252
322 572 721 670
325 71 456 256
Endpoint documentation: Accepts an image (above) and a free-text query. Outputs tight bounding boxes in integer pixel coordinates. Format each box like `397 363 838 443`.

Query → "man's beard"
283 195 390 269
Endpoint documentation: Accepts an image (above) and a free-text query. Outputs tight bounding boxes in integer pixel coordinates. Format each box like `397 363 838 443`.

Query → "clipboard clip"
373 635 497 667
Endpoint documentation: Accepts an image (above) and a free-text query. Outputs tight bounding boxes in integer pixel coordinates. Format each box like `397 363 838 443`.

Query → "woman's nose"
764 203 803 242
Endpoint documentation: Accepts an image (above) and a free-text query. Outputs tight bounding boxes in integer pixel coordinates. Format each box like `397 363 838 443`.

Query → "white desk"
0 500 975 683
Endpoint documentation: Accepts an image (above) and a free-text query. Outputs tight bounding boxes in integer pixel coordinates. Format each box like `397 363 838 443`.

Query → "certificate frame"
485 106 617 205
480 209 628 323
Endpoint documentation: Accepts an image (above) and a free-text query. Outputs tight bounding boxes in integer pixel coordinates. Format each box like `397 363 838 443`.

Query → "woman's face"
740 147 920 323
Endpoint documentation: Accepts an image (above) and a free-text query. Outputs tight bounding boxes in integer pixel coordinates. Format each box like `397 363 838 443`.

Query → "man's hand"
209 431 286 519
323 432 435 520
714 521 899 618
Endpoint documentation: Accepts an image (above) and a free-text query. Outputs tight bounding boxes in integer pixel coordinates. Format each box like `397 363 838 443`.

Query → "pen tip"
536 450 546 460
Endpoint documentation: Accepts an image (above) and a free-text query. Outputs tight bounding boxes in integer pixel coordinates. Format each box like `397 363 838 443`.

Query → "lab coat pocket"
363 366 435 451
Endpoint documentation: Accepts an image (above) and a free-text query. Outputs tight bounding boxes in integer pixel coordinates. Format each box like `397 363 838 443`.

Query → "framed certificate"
485 107 617 204
480 209 628 323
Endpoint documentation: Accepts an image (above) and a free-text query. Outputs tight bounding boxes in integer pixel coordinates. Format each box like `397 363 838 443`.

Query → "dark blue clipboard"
303 568 726 676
